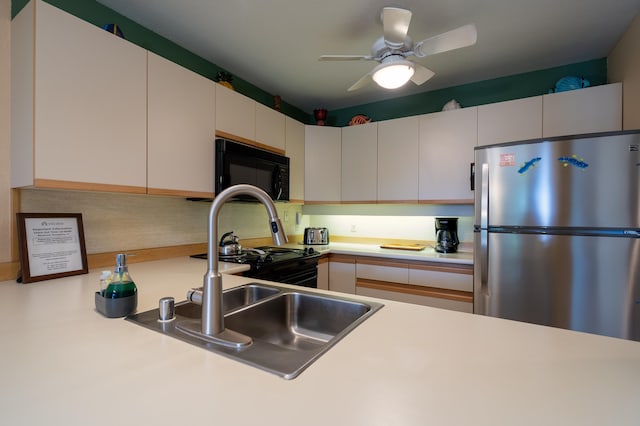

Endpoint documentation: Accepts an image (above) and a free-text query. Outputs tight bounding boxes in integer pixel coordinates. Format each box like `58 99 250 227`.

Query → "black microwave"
215 138 290 201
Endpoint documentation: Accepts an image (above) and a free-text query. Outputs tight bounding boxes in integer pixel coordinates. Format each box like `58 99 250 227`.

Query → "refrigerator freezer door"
474 133 640 228
474 231 640 341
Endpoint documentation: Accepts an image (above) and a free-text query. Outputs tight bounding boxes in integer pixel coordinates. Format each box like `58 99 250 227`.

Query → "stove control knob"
306 247 315 254
265 254 273 263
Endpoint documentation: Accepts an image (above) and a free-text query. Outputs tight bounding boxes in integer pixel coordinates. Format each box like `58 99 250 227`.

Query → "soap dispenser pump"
95 253 138 318
104 254 137 299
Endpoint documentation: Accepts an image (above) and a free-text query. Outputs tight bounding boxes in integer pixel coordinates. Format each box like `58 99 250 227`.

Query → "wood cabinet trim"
418 199 474 205
409 262 473 275
33 179 147 194
147 188 215 198
357 278 473 303
215 131 286 155
356 257 409 269
328 253 357 264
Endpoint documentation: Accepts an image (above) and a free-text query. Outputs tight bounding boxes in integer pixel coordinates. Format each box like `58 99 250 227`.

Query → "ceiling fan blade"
413 24 477 58
347 72 372 92
410 63 435 85
319 54 373 61
382 7 412 48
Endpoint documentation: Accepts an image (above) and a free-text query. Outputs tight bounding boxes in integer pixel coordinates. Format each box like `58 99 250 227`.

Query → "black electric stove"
191 246 321 288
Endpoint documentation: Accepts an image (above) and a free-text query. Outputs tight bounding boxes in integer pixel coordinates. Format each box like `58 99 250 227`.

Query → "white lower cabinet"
328 255 356 294
354 257 473 313
317 255 329 290
356 286 472 313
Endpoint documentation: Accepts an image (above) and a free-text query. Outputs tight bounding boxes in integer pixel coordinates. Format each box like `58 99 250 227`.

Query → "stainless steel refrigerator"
474 131 640 341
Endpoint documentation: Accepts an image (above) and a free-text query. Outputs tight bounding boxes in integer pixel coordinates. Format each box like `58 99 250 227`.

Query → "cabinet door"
356 285 472 313
148 53 215 197
409 264 473 292
419 108 477 202
304 125 341 203
256 103 285 152
329 257 356 294
356 259 408 283
341 122 377 202
377 116 419 202
285 117 305 203
215 84 255 141
543 83 622 137
31 1 147 191
317 257 329 290
478 96 542 146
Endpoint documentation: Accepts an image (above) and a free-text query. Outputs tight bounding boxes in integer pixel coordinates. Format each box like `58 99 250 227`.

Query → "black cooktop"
191 246 319 267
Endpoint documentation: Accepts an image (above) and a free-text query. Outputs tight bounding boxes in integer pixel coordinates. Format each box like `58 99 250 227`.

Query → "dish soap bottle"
105 254 137 299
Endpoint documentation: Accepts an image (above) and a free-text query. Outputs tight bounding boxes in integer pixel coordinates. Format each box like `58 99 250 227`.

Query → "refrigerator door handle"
480 229 489 297
480 163 489 229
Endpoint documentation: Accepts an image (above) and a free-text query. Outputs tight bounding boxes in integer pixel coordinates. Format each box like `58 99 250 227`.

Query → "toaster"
304 227 329 245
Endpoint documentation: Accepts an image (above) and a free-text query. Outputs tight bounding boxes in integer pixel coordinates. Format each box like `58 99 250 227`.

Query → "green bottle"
104 254 137 299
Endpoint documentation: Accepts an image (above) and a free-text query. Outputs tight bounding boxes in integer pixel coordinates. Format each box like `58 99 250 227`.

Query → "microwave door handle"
273 168 283 200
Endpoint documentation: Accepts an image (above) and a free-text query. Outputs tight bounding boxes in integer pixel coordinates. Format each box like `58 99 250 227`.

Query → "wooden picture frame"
16 213 89 283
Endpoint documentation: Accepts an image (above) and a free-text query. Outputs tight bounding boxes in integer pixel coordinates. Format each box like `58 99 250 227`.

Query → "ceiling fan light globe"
372 62 415 89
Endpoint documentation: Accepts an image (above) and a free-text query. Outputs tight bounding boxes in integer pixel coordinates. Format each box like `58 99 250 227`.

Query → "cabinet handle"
470 162 475 191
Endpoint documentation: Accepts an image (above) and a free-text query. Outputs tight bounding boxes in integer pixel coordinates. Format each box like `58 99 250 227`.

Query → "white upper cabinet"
147 53 215 197
341 123 378 203
377 116 420 202
285 117 305 202
305 126 341 203
11 0 147 192
419 108 477 202
215 84 256 142
256 103 286 152
478 96 543 146
543 83 622 137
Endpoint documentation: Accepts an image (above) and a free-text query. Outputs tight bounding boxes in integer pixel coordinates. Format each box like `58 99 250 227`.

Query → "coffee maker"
435 217 459 253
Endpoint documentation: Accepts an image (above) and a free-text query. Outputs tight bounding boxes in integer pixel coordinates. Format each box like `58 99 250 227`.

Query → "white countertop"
2 257 639 425
310 242 473 264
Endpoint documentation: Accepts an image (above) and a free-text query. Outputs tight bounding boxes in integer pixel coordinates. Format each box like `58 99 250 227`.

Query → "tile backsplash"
20 189 472 254
20 189 304 254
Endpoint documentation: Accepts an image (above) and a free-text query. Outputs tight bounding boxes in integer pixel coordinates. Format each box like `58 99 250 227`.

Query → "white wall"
609 12 640 130
0 0 11 262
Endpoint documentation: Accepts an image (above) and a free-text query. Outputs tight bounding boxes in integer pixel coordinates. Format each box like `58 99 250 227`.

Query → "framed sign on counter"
16 213 89 283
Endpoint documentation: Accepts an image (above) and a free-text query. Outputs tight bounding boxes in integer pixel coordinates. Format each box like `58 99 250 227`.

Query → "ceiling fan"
319 7 477 91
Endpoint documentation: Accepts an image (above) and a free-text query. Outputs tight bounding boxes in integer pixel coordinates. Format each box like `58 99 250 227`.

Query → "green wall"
13 1 608 127
329 58 607 126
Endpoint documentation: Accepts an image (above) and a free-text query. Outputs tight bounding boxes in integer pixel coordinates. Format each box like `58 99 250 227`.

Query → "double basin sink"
127 283 383 379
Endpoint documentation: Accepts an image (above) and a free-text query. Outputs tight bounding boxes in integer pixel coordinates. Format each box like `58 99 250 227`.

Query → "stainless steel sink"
126 283 383 379
178 284 280 318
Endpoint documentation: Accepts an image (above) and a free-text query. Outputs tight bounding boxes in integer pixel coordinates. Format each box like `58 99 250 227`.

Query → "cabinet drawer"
356 262 408 284
409 267 472 292
356 281 472 313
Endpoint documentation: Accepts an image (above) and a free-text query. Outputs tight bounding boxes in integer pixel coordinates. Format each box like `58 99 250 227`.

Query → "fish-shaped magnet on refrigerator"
517 157 542 174
558 155 588 169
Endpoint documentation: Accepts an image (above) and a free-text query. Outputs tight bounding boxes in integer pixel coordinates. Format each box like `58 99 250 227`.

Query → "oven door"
243 257 319 288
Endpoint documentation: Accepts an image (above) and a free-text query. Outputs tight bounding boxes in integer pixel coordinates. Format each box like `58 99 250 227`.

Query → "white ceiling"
96 0 640 113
